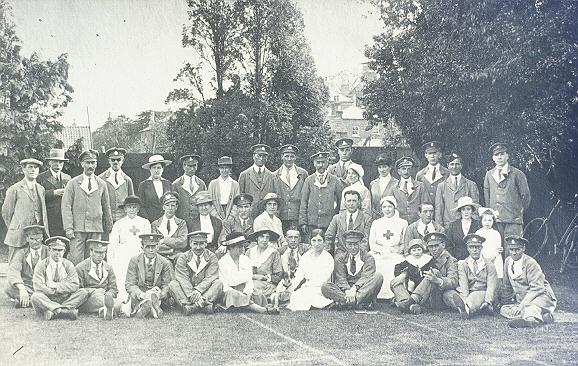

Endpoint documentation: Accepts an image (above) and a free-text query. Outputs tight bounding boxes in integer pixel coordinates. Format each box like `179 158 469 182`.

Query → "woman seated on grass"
218 233 279 314
246 229 283 304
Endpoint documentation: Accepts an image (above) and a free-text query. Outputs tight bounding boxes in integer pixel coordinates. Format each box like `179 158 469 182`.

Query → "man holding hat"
483 143 531 251
403 203 445 252
223 194 255 237
61 149 113 265
2 158 49 264
76 240 122 320
31 236 87 320
328 138 357 186
152 192 188 264
273 144 309 232
239 144 276 217
187 191 224 253
98 147 134 222
435 152 480 227
391 156 428 224
125 233 174 318
456 234 498 319
500 235 556 328
172 154 207 222
299 152 343 239
5 225 49 308
207 156 239 221
325 190 372 255
169 231 224 315
321 230 383 310
416 141 449 205
37 148 70 237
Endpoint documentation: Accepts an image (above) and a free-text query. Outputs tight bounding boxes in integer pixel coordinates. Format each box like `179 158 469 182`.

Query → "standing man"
173 154 207 222
416 141 449 206
328 138 356 185
2 158 49 264
273 144 308 232
403 203 445 251
61 149 113 265
299 152 343 239
238 144 276 217
207 156 239 221
98 147 134 222
435 152 480 227
223 194 255 238
37 148 70 237
391 157 428 224
484 143 531 250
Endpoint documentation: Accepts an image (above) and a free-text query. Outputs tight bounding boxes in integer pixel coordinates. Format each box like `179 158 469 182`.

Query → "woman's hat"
118 195 142 208
142 154 172 169
347 163 364 179
454 196 480 211
223 232 249 247
478 207 498 217
247 228 280 242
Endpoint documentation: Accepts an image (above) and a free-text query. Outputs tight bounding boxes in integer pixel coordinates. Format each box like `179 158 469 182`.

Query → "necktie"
53 265 61 282
286 169 291 187
96 264 102 280
498 168 502 181
115 172 119 185
402 180 408 194
424 225 430 236
195 255 201 268
56 174 61 184
454 177 458 190
189 176 194 191
147 259 154 272
88 177 92 191
511 261 515 276
241 218 246 230
350 255 357 275
473 260 479 274
348 214 354 230
319 174 325 185
288 248 297 273
166 219 171 233
431 166 436 181
31 250 39 268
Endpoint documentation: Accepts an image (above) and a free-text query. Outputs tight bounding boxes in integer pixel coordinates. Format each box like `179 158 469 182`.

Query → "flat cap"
342 230 365 241
194 191 213 205
310 151 330 161
20 158 43 167
23 224 45 235
395 156 416 169
489 142 508 155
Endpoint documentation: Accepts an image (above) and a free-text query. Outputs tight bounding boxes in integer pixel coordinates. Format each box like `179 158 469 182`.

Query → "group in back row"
2 139 554 328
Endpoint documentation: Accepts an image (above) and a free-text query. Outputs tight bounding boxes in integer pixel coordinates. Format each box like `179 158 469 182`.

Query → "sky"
8 0 383 129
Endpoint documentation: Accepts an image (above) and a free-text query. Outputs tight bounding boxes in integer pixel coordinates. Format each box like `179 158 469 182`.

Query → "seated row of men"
5 220 556 329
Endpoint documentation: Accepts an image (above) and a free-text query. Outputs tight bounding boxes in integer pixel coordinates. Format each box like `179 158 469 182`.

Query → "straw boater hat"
20 158 43 167
223 232 250 247
453 196 480 211
142 154 172 169
46 148 68 161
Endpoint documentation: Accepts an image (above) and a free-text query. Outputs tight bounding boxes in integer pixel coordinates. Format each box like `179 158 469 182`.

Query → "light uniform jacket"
61 174 113 234
75 258 119 297
502 254 556 312
33 257 80 296
416 164 450 205
457 257 498 303
151 216 188 260
391 178 428 224
430 251 459 291
325 210 373 253
125 253 173 299
333 250 377 290
369 176 399 219
207 177 240 221
483 165 531 225
172 175 207 221
174 249 220 297
37 170 71 236
298 173 343 228
2 179 49 247
238 166 276 217
223 215 254 237
8 245 49 290
273 165 308 222
435 175 480 227
98 169 134 221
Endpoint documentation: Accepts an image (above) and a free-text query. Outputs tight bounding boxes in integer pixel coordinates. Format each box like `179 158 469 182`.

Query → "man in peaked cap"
416 141 449 206
207 156 240 221
273 144 309 233
328 138 358 186
456 234 498 319
31 236 88 320
61 149 113 265
2 158 49 265
169 231 224 315
223 193 255 238
172 154 207 222
76 240 122 320
500 235 556 328
239 144 276 218
125 233 174 319
151 192 188 265
37 148 71 237
483 143 531 255
5 225 49 308
187 191 225 253
98 147 134 222
391 156 428 224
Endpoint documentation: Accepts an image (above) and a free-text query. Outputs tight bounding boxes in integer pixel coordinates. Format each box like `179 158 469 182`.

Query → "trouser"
78 288 122 314
4 284 33 300
31 290 88 313
391 274 460 311
6 246 25 266
129 288 167 315
500 303 549 322
68 232 101 265
496 222 523 257
168 279 224 306
461 290 492 313
321 273 383 305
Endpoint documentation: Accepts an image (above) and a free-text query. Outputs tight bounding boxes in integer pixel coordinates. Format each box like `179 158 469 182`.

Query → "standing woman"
369 154 398 219
445 196 481 260
368 196 408 300
137 155 173 222
339 163 371 214
246 229 283 303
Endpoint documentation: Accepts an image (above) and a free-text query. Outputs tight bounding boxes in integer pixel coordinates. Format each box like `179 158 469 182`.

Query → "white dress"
108 215 151 301
287 250 334 311
368 213 408 299
476 227 504 278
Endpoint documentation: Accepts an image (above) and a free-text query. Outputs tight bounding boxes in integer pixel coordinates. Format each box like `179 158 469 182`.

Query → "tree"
92 115 135 151
363 0 578 202
0 1 73 191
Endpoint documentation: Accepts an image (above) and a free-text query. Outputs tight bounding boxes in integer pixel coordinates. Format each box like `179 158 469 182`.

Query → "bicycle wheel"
561 228 578 272
523 218 549 257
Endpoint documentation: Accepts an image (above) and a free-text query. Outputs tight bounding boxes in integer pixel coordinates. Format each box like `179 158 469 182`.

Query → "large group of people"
1 138 556 328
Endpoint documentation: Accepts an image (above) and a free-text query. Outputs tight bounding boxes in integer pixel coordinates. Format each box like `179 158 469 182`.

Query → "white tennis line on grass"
240 314 348 366
379 313 552 366
234 355 337 366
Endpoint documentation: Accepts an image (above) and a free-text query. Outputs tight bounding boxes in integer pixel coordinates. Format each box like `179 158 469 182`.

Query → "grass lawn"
1 262 577 366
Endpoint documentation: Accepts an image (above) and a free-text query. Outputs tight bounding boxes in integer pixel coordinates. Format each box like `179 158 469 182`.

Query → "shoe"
364 299 377 311
182 304 198 316
203 302 215 315
409 304 422 315
508 318 540 328
44 310 54 321
265 305 280 315
61 309 78 320
150 293 163 319
135 300 152 319
104 293 115 320
450 293 468 319
542 312 555 324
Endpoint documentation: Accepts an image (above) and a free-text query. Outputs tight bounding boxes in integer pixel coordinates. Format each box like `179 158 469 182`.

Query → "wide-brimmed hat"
118 195 142 208
454 196 480 211
223 232 250 247
142 154 172 169
20 158 43 167
46 148 68 161
247 228 280 242
194 191 213 205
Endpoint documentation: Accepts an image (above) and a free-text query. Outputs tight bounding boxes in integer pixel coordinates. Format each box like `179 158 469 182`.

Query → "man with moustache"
37 148 70 237
61 150 113 265
98 147 134 222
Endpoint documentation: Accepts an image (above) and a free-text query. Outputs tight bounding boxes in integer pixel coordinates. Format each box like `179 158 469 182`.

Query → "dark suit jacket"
238 166 276 217
416 164 450 205
391 178 428 224
435 175 480 227
172 175 207 221
445 219 481 260
186 214 223 251
137 178 173 222
8 245 49 290
37 170 70 236
174 249 220 297
325 210 373 253
369 176 399 219
125 253 173 299
333 250 377 290
272 165 309 222
76 258 119 297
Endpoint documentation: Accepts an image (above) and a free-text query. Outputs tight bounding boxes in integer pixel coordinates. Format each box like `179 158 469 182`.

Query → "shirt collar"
219 176 232 182
497 163 510 173
50 169 61 178
108 167 123 175
252 164 265 173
